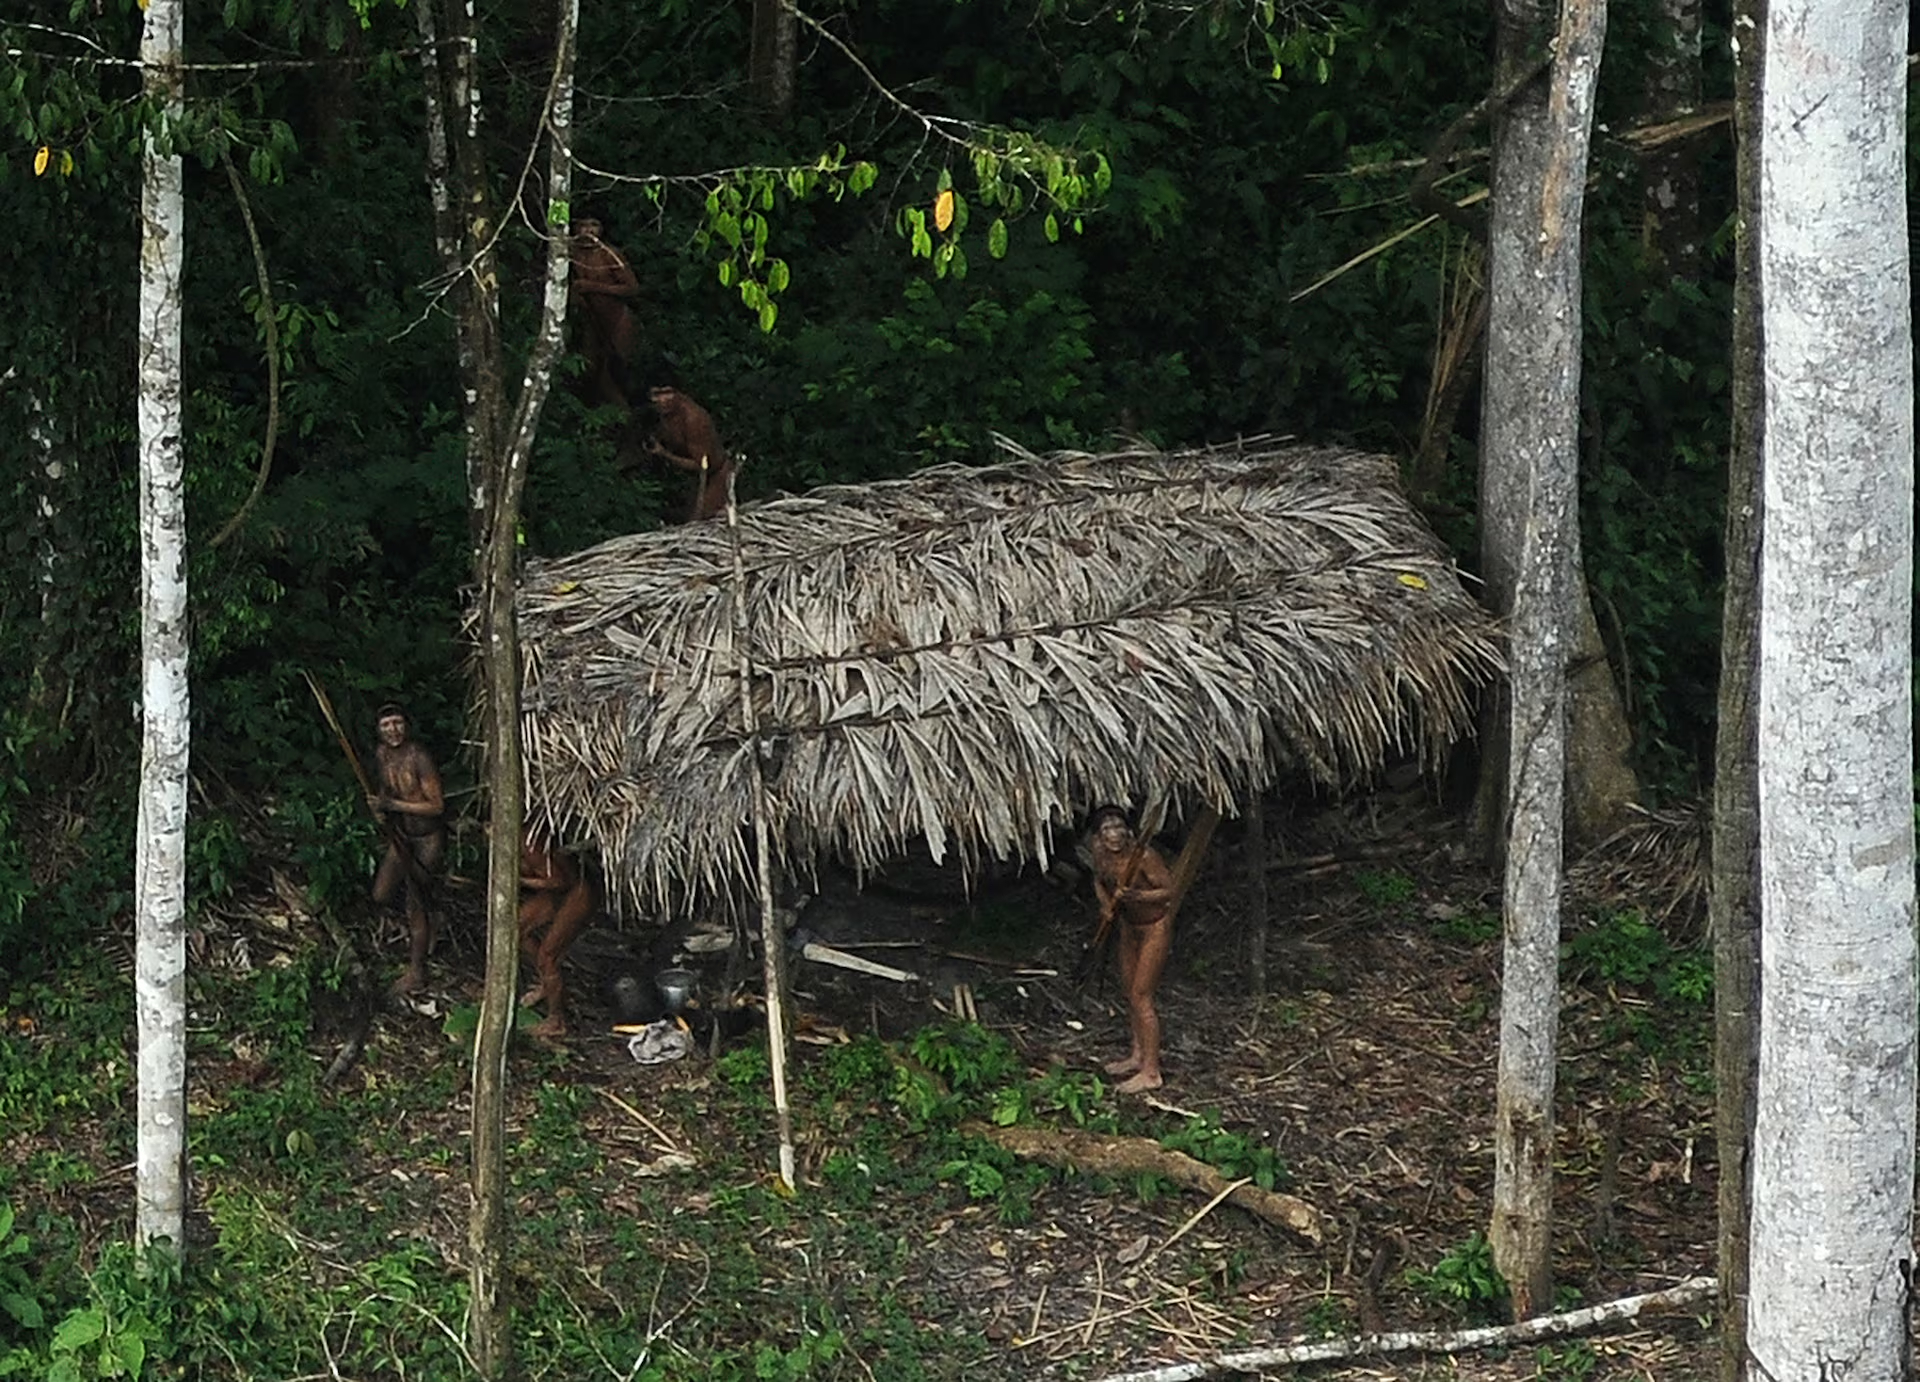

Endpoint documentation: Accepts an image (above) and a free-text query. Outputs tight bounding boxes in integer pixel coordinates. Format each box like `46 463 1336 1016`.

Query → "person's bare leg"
397 900 431 994
1116 919 1172 1094
519 899 554 1006
392 835 443 996
528 887 591 1038
1104 927 1145 1075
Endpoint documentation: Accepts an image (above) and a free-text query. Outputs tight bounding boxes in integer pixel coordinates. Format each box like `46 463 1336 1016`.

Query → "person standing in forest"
367 703 446 995
1089 806 1176 1094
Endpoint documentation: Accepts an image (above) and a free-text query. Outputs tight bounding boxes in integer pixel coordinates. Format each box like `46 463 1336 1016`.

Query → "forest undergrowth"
0 799 1718 1381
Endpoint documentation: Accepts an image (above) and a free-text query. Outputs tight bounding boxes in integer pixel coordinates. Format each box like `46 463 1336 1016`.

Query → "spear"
1076 803 1221 984
301 670 431 890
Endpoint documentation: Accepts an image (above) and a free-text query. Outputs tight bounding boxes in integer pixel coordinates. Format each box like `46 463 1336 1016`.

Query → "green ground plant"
1405 1231 1508 1322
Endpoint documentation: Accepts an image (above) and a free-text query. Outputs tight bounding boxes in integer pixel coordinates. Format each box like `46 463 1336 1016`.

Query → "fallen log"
1088 1275 1717 1382
976 1123 1323 1246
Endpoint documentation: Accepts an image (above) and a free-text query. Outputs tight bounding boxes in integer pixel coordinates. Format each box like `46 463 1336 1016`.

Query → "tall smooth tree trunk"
1481 0 1606 1320
1747 2 1915 1377
1709 1 1763 1376
1639 0 1702 272
749 0 798 119
134 0 189 1263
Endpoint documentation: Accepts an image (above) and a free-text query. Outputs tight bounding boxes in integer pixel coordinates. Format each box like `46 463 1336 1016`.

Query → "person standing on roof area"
1088 805 1176 1094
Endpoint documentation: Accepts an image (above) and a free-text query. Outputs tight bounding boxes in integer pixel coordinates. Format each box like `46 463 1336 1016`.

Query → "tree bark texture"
135 0 189 1263
1748 2 1915 1378
1475 8 1640 860
463 2 579 1375
417 0 506 548
1710 1 1763 1377
1482 0 1606 1321
1638 0 1702 272
749 0 798 119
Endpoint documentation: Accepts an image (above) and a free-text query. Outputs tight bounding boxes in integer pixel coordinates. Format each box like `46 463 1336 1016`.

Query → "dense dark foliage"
0 0 1744 967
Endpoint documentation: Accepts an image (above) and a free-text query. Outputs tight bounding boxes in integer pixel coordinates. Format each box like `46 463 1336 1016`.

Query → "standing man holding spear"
306 674 447 997
366 702 446 995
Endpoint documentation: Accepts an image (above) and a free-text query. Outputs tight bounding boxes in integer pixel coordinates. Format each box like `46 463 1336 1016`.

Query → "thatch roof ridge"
518 437 1503 913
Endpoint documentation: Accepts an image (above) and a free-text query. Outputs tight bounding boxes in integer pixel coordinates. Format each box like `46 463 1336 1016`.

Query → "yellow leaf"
33 146 49 177
553 580 579 594
1396 572 1429 590
933 188 955 233
58 150 73 177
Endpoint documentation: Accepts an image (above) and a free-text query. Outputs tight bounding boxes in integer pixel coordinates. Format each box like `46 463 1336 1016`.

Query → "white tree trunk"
135 0 189 1261
1747 1 1915 1377
1483 0 1606 1319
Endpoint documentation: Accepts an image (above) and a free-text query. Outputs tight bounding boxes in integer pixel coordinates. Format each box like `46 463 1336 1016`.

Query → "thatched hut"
517 438 1504 914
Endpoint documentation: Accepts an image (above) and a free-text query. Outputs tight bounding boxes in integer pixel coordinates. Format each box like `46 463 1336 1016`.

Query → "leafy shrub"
1160 1116 1289 1190
1405 1231 1507 1318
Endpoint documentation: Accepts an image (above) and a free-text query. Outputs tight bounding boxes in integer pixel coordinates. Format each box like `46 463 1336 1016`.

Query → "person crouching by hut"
1088 806 1177 1094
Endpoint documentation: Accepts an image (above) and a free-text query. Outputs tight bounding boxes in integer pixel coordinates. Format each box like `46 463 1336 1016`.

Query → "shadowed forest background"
1 0 1741 938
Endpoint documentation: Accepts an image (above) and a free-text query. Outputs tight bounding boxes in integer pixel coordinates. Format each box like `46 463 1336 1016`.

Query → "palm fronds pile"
518 438 1504 913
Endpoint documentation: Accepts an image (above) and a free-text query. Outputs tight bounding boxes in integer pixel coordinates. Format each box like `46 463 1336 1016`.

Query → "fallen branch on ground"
1087 1275 1716 1382
975 1124 1323 1246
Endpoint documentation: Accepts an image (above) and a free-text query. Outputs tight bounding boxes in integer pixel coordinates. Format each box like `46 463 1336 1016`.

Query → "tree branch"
209 148 281 550
1410 51 1552 239
1087 1277 1716 1382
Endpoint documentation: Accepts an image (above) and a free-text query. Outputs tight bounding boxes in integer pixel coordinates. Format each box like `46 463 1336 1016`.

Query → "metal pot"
654 967 697 1015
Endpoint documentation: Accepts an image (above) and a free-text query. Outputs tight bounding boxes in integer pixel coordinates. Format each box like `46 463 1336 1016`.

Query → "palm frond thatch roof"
518 438 1504 913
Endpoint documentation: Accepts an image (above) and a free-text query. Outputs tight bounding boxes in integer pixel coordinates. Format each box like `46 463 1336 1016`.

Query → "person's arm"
1118 853 1176 905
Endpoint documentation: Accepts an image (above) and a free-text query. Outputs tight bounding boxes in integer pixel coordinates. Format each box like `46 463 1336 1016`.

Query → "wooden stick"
797 940 921 982
1161 807 1219 928
1088 1276 1717 1382
722 475 797 1192
1142 1176 1248 1270
593 1086 684 1157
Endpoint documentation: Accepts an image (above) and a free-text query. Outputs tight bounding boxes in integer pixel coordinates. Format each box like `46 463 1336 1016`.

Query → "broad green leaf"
988 218 1008 259
1044 213 1059 243
0 1293 41 1330
53 1308 103 1350
758 301 777 333
767 259 790 293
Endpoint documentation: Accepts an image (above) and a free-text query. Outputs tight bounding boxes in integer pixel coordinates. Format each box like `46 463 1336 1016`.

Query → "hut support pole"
1247 797 1269 998
724 478 797 1190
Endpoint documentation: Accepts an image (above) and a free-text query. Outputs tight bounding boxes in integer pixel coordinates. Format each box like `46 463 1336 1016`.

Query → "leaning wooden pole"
724 476 797 1190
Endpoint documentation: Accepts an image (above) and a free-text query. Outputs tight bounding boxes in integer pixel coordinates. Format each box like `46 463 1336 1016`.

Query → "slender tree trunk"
464 2 579 1372
134 0 189 1264
1710 1 1763 1376
418 0 507 543
749 0 798 120
1747 2 1915 1377
1474 5 1640 861
1638 0 1701 273
1482 0 1606 1321
1246 797 1269 998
